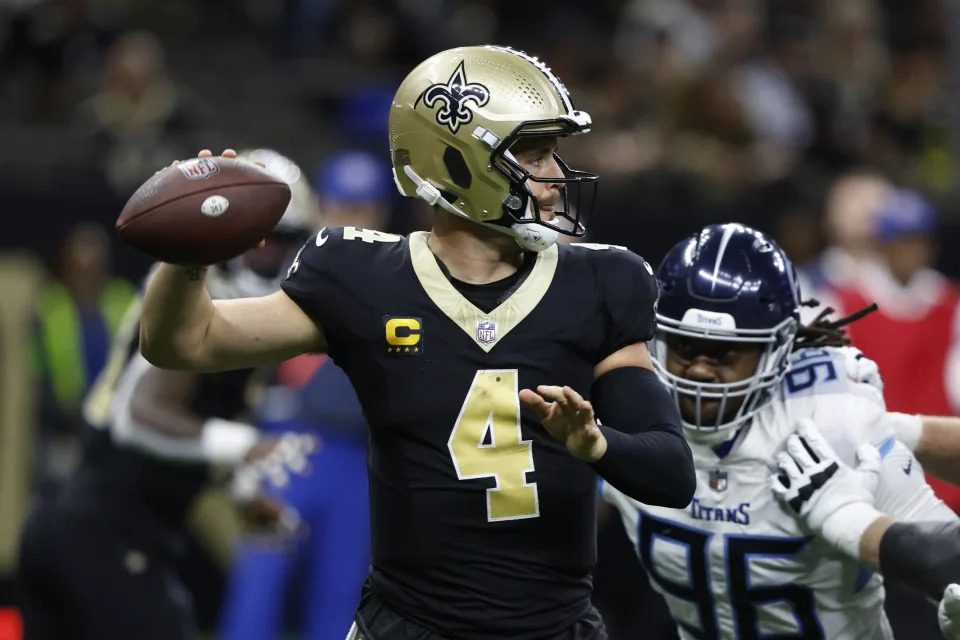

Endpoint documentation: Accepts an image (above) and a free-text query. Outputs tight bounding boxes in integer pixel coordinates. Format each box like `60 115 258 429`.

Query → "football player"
602 222 958 639
16 150 318 640
137 45 696 638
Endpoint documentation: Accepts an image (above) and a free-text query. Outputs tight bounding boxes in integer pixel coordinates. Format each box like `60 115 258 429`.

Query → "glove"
841 347 883 392
883 412 923 452
941 584 960 639
771 419 884 559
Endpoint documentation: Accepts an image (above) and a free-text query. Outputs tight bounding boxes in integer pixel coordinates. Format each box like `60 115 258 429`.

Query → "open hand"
519 385 607 462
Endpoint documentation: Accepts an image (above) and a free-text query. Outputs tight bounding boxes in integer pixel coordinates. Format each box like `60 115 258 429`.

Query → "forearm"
858 514 894 572
116 413 257 464
878 519 960 601
855 513 960 601
589 366 696 507
592 425 695 507
887 413 960 486
140 263 216 368
917 416 960 485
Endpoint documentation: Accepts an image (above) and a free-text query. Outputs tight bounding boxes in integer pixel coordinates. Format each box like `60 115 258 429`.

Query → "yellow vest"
35 279 136 412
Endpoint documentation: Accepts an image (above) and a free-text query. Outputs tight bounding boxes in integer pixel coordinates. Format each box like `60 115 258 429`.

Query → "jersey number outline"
639 512 823 639
343 227 402 243
785 359 838 394
448 370 539 521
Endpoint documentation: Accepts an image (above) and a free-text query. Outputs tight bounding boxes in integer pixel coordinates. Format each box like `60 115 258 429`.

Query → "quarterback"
602 223 958 639
138 46 695 638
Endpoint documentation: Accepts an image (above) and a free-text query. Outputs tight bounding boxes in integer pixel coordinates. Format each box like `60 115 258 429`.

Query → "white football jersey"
603 346 956 640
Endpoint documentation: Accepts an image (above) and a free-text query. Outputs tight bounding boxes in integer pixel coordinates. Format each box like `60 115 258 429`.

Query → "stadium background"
2 0 960 638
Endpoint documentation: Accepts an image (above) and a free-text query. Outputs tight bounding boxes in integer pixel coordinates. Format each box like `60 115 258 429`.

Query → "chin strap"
398 165 557 253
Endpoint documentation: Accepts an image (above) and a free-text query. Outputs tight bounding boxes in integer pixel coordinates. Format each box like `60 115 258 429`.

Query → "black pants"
354 580 608 640
17 488 194 640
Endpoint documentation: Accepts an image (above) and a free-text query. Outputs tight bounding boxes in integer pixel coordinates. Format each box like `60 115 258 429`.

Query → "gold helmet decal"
421 62 491 134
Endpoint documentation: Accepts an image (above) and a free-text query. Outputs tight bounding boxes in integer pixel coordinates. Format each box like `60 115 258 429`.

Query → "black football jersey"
282 227 658 638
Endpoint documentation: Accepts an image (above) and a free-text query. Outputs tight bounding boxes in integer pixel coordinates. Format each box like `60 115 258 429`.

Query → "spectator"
32 222 135 494
75 30 198 196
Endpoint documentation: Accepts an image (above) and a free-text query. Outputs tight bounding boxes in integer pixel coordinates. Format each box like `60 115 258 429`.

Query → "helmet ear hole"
443 146 473 189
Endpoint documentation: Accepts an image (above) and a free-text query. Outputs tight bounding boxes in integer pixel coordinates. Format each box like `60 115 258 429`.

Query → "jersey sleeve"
281 226 375 361
281 226 343 329
787 347 889 464
593 246 660 359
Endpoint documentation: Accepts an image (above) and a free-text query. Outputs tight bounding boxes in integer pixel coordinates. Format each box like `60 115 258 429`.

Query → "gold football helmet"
390 45 598 251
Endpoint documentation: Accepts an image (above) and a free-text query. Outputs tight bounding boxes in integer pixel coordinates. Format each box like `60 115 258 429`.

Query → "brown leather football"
116 156 292 265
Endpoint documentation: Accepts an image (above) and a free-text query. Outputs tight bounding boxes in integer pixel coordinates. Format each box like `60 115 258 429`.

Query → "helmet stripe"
710 224 740 293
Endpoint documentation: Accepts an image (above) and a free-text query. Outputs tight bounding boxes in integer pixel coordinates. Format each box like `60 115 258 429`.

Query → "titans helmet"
389 45 598 252
651 223 802 431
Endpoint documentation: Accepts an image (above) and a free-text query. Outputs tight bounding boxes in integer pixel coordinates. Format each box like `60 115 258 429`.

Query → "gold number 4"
343 227 401 243
448 370 539 521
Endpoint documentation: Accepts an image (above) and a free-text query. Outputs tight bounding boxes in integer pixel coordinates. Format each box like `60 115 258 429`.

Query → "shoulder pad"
285 226 405 281
566 244 659 356
784 346 884 400
784 346 890 464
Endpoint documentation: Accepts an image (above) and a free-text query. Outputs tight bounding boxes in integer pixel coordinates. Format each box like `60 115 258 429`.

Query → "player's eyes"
671 340 694 359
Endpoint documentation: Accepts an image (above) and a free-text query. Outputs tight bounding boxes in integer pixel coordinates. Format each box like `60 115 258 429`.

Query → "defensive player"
137 46 696 638
602 223 958 639
17 150 318 640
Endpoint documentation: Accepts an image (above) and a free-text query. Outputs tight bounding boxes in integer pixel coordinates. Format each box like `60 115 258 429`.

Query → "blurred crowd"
4 0 960 638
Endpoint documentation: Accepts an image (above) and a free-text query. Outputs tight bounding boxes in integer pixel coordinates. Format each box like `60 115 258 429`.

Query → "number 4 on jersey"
448 370 539 522
343 227 401 243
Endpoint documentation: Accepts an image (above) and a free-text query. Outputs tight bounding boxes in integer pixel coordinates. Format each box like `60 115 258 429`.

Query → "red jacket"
833 264 960 511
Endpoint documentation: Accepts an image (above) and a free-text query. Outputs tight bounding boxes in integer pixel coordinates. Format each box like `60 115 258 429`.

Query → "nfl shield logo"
709 470 728 492
177 157 220 180
476 319 497 344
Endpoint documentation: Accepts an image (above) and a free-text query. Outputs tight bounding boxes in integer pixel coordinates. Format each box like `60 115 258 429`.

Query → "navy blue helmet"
651 223 802 430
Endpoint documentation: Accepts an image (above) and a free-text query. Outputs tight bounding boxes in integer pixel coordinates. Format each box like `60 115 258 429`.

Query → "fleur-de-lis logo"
422 62 490 134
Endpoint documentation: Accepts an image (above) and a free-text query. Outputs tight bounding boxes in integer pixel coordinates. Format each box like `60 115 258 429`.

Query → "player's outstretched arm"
521 342 696 508
141 264 324 371
772 421 960 638
885 412 960 487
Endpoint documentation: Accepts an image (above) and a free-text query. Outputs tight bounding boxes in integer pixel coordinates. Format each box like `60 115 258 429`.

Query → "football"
116 156 292 265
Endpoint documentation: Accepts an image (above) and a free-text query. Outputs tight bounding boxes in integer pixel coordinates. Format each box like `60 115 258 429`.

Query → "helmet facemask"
650 313 799 432
491 117 599 239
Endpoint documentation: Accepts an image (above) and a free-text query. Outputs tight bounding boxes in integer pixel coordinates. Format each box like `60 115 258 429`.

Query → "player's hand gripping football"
520 385 607 462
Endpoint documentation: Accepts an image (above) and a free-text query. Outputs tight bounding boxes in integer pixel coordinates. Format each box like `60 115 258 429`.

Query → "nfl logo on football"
476 319 497 345
709 470 728 492
178 157 220 180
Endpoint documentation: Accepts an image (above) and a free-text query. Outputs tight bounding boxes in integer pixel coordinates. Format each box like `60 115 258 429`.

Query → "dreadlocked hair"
792 299 879 351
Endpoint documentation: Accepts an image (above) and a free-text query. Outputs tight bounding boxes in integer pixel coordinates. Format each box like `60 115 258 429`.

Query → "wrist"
886 412 923 452
581 430 608 462
819 502 886 560
202 418 259 464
